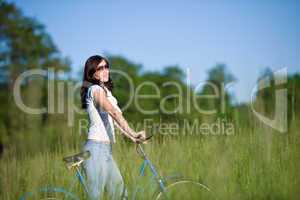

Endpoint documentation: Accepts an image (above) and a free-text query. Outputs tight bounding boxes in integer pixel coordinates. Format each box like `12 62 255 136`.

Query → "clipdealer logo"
250 68 288 133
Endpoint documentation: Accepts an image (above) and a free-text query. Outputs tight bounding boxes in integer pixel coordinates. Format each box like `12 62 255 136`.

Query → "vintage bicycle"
20 135 213 199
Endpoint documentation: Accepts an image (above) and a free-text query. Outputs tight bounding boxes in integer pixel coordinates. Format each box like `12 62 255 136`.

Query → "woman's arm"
114 120 146 140
93 88 140 142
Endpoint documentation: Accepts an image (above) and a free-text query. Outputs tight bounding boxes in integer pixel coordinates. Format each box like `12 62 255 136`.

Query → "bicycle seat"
62 150 91 169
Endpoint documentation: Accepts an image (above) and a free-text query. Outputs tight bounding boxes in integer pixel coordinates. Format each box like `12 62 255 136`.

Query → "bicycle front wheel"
154 179 213 200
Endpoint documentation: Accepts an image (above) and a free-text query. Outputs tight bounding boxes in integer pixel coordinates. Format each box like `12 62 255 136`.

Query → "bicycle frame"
65 165 91 199
70 143 167 200
136 144 167 192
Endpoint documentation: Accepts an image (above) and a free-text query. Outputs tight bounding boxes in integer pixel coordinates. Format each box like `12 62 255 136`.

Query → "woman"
80 55 146 200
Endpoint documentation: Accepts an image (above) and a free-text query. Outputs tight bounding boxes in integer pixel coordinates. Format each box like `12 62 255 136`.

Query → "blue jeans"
82 140 128 200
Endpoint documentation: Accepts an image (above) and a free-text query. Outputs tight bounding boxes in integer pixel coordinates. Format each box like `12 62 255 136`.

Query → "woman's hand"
135 130 147 140
131 130 147 144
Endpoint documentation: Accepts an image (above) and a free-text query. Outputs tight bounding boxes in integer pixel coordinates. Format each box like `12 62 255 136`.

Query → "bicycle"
19 135 213 199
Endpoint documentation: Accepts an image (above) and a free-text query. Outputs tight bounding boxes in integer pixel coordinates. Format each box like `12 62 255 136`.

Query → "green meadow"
1 123 299 199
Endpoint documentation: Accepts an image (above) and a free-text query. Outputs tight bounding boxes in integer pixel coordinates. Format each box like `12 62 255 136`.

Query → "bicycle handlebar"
135 134 153 158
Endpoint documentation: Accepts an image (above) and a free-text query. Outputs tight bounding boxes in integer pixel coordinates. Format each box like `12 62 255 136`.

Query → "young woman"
80 55 146 200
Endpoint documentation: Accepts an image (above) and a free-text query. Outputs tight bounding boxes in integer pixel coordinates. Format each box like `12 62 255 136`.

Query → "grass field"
1 124 299 200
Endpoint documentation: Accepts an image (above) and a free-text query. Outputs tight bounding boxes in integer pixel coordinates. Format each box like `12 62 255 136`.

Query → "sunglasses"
96 64 109 71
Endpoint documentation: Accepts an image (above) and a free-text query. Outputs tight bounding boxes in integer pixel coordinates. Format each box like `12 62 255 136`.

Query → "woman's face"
93 60 109 82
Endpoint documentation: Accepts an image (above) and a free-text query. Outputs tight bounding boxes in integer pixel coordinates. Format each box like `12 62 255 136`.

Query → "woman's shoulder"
85 84 103 101
89 84 103 90
89 84 116 99
88 84 107 95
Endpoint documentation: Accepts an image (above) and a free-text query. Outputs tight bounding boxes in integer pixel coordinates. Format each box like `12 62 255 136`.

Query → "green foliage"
0 1 71 146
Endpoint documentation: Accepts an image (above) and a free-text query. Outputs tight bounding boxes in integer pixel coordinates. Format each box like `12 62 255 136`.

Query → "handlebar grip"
145 134 153 140
136 133 153 144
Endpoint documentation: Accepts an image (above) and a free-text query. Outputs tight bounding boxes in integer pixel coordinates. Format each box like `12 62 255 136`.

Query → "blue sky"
9 0 300 103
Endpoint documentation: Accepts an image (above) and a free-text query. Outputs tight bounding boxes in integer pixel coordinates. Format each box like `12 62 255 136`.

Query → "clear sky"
9 0 300 103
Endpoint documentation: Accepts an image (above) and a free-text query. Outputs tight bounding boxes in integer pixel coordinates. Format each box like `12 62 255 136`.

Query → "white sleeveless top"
85 84 122 143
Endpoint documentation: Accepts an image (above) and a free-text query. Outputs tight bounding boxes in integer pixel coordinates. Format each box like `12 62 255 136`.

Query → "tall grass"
1 124 299 200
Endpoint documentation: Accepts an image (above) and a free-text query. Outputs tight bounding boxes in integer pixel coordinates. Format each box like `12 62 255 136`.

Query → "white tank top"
85 84 122 143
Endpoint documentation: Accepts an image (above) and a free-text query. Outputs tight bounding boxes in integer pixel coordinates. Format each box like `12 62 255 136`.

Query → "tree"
197 63 237 121
0 1 71 147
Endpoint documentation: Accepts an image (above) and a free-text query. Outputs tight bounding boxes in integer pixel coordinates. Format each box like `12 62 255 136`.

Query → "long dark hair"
80 55 113 109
